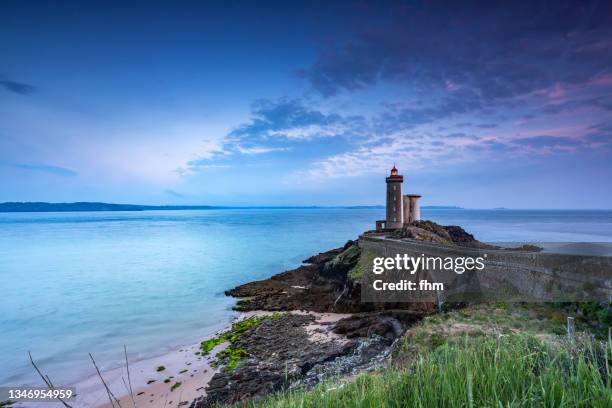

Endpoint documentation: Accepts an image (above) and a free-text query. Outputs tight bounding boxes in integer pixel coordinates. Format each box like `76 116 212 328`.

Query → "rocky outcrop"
193 221 555 407
332 311 422 340
226 240 435 314
395 220 499 249
191 313 383 407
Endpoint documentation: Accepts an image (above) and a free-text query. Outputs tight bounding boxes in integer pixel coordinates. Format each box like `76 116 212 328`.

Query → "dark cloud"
585 122 612 145
542 97 612 114
303 1 612 103
374 88 486 130
0 78 36 95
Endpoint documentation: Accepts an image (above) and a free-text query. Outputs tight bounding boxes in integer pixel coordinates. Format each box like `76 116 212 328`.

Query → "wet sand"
75 312 352 408
78 340 223 408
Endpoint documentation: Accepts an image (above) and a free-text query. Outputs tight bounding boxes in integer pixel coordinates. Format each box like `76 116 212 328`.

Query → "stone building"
375 166 421 231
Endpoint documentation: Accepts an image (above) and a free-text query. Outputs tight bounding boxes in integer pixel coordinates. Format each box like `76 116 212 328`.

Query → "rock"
320 242 360 282
190 314 355 407
225 240 434 314
332 311 421 341
393 220 498 249
503 244 543 252
399 225 451 244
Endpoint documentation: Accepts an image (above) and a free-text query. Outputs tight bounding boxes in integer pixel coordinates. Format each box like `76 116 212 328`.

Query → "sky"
1 0 611 208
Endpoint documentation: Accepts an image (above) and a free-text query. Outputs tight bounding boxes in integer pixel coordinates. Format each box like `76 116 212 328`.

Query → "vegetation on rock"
242 304 611 407
348 249 377 281
200 313 282 371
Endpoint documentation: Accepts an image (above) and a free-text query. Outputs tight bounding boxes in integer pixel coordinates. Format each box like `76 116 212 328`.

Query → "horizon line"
0 201 611 212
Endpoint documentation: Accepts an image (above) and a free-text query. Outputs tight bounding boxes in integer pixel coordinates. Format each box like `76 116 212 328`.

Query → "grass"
348 249 379 281
244 333 610 407
237 304 611 407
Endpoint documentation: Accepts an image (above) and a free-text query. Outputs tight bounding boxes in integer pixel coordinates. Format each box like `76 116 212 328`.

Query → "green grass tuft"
348 249 379 281
245 333 611 407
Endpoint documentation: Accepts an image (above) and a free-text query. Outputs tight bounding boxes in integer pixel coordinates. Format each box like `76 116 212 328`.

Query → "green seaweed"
216 347 248 371
199 313 281 354
200 336 225 354
198 313 282 372
170 382 182 392
155 366 165 372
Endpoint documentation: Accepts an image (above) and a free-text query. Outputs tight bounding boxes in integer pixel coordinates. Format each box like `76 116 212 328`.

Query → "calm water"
1 208 612 387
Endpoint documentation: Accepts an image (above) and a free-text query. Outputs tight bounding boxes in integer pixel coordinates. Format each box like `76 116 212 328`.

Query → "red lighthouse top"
386 165 403 183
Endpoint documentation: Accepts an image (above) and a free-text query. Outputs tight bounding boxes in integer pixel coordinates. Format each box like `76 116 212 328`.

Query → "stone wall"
358 235 612 303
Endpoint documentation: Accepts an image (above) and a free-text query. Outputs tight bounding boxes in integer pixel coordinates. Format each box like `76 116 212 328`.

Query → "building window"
393 186 396 191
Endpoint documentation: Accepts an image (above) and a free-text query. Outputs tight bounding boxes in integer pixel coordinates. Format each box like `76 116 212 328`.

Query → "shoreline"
72 320 237 408
65 311 352 408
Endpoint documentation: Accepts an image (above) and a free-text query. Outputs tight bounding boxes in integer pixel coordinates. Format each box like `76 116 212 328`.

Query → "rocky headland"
190 220 503 407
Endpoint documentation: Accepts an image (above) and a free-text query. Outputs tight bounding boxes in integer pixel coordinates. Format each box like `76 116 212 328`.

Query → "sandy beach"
61 312 352 408
74 337 222 408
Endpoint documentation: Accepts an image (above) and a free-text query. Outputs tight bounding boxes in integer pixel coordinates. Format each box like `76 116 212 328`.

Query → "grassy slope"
239 304 611 407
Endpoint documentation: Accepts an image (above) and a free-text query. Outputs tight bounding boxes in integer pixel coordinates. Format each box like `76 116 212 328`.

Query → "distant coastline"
0 202 392 212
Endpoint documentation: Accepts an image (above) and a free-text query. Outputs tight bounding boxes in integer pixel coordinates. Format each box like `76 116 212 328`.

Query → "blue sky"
1 0 611 208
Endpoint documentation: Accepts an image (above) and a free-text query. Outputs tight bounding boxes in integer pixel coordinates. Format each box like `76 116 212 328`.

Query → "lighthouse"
375 166 422 232
385 165 404 229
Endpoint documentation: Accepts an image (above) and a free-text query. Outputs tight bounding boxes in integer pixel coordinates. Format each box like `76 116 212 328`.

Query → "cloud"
584 122 612 146
542 97 612 115
183 162 230 171
8 162 77 176
0 78 36 95
512 135 583 148
229 98 353 141
274 1 612 181
236 146 289 154
303 1 612 104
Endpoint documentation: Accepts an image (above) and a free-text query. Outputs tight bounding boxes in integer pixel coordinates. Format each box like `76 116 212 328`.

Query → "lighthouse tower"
385 165 404 229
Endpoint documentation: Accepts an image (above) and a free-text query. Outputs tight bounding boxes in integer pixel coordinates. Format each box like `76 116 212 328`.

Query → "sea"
1 208 612 388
